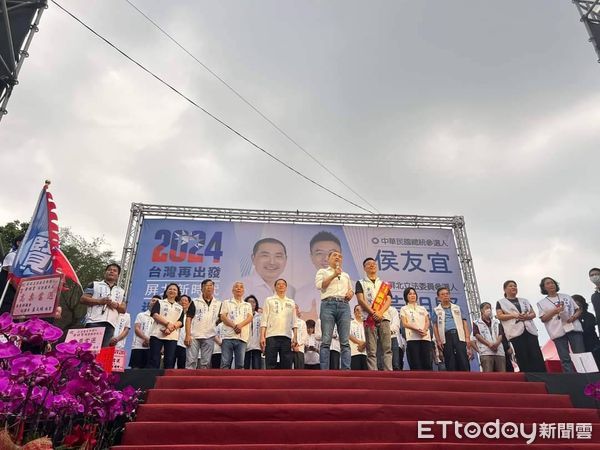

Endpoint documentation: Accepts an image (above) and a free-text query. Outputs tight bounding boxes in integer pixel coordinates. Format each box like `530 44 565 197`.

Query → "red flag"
46 188 81 286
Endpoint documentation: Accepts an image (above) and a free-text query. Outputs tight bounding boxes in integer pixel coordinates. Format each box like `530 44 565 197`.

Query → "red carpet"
115 370 600 449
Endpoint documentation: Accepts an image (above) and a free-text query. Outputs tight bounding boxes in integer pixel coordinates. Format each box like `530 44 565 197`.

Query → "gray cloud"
1 0 599 344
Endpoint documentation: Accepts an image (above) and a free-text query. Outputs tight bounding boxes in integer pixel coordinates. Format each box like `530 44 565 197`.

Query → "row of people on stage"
78 259 600 373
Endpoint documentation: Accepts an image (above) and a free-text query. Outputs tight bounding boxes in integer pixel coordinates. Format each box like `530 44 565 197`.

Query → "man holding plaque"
355 257 393 371
315 250 354 370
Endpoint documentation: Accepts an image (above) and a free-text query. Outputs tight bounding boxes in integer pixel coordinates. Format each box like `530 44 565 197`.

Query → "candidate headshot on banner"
241 237 296 305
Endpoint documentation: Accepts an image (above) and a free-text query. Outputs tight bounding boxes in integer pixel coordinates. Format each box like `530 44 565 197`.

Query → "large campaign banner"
123 219 469 362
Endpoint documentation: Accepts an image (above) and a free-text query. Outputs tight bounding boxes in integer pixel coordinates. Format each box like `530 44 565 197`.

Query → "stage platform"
112 369 600 449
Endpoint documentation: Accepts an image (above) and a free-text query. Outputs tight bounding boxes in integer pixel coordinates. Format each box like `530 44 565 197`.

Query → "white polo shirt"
261 295 297 339
83 280 125 329
1 249 16 269
177 309 188 348
304 333 320 365
131 310 153 350
113 313 131 349
295 317 307 352
350 318 367 356
150 299 185 341
400 304 431 341
331 325 340 352
315 267 352 300
247 312 262 351
537 294 582 340
187 297 222 339
221 298 253 342
389 307 400 338
315 319 340 352
213 323 224 354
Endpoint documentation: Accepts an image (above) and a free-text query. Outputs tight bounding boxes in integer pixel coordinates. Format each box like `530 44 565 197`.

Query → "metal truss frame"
0 0 46 122
574 0 600 62
120 204 482 318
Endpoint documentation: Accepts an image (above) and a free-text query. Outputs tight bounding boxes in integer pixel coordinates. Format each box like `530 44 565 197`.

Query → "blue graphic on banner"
12 190 53 278
124 220 474 368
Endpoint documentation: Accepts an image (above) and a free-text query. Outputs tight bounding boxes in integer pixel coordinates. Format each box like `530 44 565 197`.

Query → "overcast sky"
1 1 599 343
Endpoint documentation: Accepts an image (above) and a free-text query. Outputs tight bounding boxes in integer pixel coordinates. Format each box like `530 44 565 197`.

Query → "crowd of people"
3 231 599 374
71 251 600 374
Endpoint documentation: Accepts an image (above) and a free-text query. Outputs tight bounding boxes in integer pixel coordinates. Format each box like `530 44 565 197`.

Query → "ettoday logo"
417 420 593 444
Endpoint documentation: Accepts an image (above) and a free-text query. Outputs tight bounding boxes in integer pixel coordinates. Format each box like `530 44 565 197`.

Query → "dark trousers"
265 336 293 369
129 349 149 369
175 345 187 369
244 349 263 369
407 340 433 370
391 336 405 371
148 336 177 369
351 354 368 370
329 350 340 370
511 331 546 372
293 351 305 369
85 322 115 348
305 363 320 370
211 353 222 369
0 274 15 315
443 330 470 371
397 347 405 371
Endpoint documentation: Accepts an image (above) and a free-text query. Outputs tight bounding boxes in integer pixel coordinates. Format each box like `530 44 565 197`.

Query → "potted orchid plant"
0 313 140 449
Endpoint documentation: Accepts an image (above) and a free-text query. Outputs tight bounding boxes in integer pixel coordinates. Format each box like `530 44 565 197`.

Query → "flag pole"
0 180 52 312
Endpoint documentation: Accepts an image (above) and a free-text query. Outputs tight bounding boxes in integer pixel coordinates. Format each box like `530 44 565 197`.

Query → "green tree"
0 220 29 260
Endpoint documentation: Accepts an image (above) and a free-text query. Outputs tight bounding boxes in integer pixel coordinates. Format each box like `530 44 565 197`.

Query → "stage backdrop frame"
119 204 481 323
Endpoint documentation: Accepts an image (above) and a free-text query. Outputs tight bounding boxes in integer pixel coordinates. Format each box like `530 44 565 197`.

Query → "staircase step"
120 421 600 446
146 388 572 408
162 369 527 382
154 375 545 394
136 403 600 423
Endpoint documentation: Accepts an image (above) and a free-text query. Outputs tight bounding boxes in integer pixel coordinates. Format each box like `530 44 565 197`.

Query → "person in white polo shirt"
472 302 505 372
80 263 126 348
400 287 432 370
315 250 354 370
111 312 131 349
220 281 253 369
304 320 320 369
293 304 307 369
260 279 298 369
537 276 584 373
129 295 160 369
148 283 185 369
244 295 263 369
355 257 393 371
211 322 224 369
350 305 367 370
175 295 191 369
185 279 222 369
0 234 23 315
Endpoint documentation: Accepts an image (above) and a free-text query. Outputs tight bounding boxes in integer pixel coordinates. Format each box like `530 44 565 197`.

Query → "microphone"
102 286 114 314
336 263 341 280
